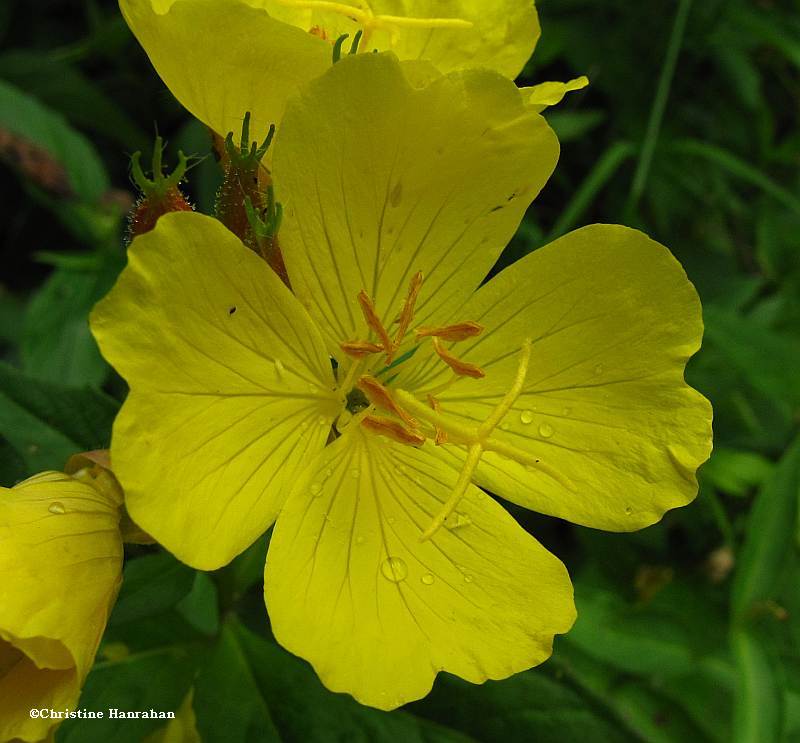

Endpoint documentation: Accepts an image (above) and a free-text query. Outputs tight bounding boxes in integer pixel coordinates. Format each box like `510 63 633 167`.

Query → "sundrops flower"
0 467 123 741
120 0 542 142
90 53 712 709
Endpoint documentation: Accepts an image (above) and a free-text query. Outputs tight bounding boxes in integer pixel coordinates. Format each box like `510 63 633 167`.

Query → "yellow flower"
90 54 712 709
0 470 123 742
121 0 541 141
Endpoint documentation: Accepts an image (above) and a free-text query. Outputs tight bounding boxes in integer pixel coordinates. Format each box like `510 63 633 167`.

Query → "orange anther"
361 415 426 446
309 25 329 40
427 395 448 445
357 290 394 362
432 338 485 379
340 340 384 359
394 271 424 348
357 375 417 427
415 321 484 342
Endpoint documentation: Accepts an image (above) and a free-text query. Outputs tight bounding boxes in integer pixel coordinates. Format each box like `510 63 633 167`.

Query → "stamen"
275 0 365 24
309 25 329 40
478 338 531 437
358 290 394 361
362 415 425 446
394 340 571 540
357 375 417 428
427 395 448 445
340 340 384 358
432 338 485 379
419 442 483 542
393 271 423 349
372 14 474 31
415 321 484 342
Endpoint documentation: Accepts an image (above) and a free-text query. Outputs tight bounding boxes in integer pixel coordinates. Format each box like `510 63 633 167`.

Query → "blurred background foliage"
0 0 798 741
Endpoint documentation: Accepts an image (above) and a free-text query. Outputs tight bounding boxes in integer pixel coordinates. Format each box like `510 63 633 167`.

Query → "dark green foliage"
0 0 798 741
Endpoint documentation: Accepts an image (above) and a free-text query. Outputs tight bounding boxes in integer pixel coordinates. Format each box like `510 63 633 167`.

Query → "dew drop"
274 359 285 378
520 410 534 425
350 468 360 479
323 468 333 480
464 574 474 583
387 516 396 525
317 415 329 426
48 502 66 515
310 482 323 497
500 422 510 431
562 406 572 416
355 535 366 546
393 465 406 477
445 512 472 530
624 506 633 515
381 556 408 583
593 363 604 375
538 423 555 439
421 573 435 586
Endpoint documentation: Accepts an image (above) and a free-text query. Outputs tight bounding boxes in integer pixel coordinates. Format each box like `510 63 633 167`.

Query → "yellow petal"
120 0 331 141
264 428 575 710
274 52 558 362
263 0 540 79
0 472 122 742
523 75 589 113
91 212 339 569
398 225 713 531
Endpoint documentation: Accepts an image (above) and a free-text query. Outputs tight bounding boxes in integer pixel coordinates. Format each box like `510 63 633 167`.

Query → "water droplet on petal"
387 516 396 525
48 502 66 515
538 423 554 438
464 574 474 583
274 359 285 378
310 482 323 497
593 363 604 375
520 410 533 425
445 512 472 530
500 422 510 431
381 556 408 583
562 406 572 415
351 468 360 479
625 506 633 515
421 573 435 585
355 535 366 545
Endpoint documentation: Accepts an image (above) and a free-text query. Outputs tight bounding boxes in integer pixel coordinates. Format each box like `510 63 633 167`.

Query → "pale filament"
276 0 473 48
393 339 573 541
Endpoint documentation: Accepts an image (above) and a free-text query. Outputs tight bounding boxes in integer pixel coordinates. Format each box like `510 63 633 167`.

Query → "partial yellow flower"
0 471 123 742
120 0 539 141
91 53 712 709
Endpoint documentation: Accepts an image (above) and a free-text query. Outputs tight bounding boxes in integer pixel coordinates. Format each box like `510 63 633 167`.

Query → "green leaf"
232 620 476 742
732 436 800 619
0 50 148 150
563 585 696 677
193 624 282 742
732 629 785 743
176 572 220 636
22 260 121 387
704 306 800 410
110 553 196 627
0 78 109 202
0 362 119 475
701 447 774 497
410 660 634 743
56 647 196 743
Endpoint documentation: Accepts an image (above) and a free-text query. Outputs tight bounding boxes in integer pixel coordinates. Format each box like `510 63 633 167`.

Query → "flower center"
335 276 573 540
277 0 473 48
